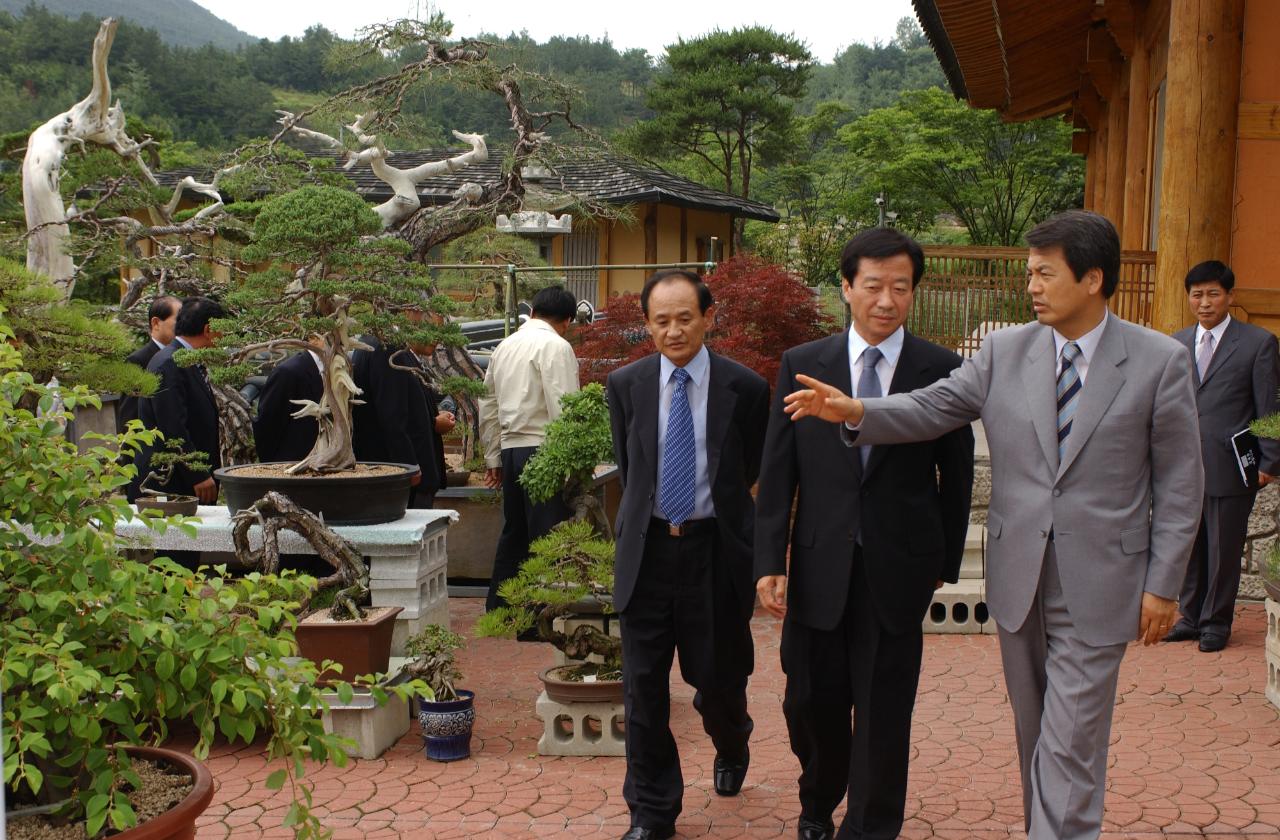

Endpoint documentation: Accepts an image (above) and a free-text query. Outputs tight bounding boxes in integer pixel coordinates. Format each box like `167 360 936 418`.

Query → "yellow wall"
596 204 735 300
1231 0 1280 291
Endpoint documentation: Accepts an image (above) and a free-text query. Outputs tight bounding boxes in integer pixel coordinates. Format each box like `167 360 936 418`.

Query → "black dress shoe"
1163 624 1200 642
1199 632 1229 652
713 748 749 796
620 827 675 840
797 816 835 840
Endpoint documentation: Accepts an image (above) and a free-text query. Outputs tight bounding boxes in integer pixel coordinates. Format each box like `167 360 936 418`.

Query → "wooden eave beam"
1071 130 1092 155
1085 27 1122 99
1092 0 1141 58
1074 81 1104 130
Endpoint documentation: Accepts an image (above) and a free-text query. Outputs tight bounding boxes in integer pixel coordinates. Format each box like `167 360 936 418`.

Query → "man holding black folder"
1168 260 1280 652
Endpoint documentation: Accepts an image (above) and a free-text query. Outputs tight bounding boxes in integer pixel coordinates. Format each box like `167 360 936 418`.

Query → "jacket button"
1052 489 1062 497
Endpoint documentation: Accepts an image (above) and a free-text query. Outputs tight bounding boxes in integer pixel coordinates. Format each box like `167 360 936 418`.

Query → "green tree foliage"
837 88 1084 246
619 26 812 212
801 17 946 117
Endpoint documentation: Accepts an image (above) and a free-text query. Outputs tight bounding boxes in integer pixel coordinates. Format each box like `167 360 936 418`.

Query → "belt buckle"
668 521 685 537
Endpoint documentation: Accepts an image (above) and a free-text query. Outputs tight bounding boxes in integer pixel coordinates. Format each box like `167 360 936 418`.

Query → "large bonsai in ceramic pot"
0 330 420 838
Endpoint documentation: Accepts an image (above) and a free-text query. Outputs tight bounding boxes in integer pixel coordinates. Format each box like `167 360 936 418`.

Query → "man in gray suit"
782 211 1203 840
1165 260 1280 652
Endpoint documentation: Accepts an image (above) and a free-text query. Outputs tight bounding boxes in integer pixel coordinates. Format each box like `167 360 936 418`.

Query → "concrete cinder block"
924 580 994 635
535 690 626 756
960 524 985 579
1265 600 1280 713
369 531 448 583
320 685 411 759
369 545 449 655
552 613 621 667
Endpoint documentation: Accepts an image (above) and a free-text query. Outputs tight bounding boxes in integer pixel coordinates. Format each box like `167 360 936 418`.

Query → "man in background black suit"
134 296 226 504
1166 260 1280 652
755 229 974 840
118 295 181 433
253 345 324 464
606 270 770 840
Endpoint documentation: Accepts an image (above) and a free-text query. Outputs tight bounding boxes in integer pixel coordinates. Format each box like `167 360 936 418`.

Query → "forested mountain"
0 0 253 50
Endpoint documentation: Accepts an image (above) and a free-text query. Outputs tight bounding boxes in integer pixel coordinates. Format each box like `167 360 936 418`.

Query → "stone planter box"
436 463 620 588
320 669 413 760
1266 598 1279 712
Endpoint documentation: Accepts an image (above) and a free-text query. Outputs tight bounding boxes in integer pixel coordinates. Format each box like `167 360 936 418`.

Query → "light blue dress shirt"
654 346 715 521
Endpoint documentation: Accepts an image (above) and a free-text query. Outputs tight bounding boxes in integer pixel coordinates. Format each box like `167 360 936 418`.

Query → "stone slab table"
118 506 456 655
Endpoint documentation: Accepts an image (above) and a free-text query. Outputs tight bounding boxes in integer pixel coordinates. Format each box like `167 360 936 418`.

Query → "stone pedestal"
535 690 625 756
923 524 995 634
116 506 456 655
1266 598 1280 712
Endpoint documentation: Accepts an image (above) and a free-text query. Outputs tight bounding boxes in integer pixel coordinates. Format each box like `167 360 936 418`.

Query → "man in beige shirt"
478 285 581 611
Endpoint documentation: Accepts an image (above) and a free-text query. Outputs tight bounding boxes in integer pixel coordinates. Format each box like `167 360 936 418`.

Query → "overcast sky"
190 0 919 63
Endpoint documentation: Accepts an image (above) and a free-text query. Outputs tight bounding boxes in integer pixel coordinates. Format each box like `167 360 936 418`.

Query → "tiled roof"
154 151 780 223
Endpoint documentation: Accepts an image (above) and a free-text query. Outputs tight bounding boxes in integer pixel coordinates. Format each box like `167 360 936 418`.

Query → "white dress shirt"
847 326 905 399
654 345 715 521
1193 314 1232 369
478 318 580 467
1052 311 1109 387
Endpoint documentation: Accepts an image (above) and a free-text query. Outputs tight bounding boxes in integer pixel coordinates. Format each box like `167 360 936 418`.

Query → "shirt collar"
307 350 324 374
521 318 558 335
1195 314 1232 345
660 345 710 388
151 337 167 350
1053 310 1108 364
174 336 193 350
847 325 905 368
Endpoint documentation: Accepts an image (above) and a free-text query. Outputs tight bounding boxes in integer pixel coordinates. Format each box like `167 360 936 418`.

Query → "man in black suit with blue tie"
606 270 770 840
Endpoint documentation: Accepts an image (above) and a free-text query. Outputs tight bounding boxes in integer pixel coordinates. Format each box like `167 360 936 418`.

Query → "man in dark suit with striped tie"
606 270 770 840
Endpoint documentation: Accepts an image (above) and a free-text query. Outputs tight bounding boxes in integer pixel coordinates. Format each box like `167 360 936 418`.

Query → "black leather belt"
651 517 717 538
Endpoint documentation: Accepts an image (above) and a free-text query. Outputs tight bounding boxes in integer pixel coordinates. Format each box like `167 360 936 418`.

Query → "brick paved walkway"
193 599 1280 839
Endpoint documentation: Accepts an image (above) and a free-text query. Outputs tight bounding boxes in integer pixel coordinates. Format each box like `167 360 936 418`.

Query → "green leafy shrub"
404 625 465 702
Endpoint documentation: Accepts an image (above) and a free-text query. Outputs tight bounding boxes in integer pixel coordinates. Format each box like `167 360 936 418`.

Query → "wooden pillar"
1092 114 1111 214
1084 135 1099 210
1121 39 1152 250
1153 0 1245 334
1103 69 1130 230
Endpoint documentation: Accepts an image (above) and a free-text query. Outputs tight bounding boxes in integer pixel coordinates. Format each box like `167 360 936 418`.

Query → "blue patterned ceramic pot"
418 689 475 761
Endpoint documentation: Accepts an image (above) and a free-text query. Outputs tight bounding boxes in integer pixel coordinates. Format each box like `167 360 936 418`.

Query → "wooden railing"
909 246 1157 355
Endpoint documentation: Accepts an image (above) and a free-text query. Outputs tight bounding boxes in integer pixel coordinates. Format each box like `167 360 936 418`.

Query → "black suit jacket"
754 331 974 635
351 336 441 493
134 341 221 499
117 339 163 433
253 351 324 463
606 351 770 617
1174 318 1280 497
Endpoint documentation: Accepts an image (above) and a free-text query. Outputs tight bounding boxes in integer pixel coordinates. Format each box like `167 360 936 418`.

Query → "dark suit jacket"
421 384 448 491
754 331 975 635
1174 318 1280 496
606 351 770 617
253 351 324 463
351 336 441 493
134 341 221 499
117 339 163 433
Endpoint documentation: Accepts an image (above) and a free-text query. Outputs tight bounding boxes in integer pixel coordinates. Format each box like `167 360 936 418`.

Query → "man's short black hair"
530 285 577 322
1025 210 1121 299
175 296 226 338
148 295 181 323
1184 259 1235 293
839 228 926 287
640 269 714 317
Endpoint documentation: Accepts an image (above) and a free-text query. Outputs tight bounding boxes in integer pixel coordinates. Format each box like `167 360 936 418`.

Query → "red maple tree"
574 255 837 387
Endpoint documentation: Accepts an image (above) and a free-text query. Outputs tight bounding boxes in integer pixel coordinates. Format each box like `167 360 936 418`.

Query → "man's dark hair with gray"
530 286 577 322
640 269 715 316
1183 259 1235 292
148 295 181 323
175 296 226 338
1025 210 1121 298
839 228 926 287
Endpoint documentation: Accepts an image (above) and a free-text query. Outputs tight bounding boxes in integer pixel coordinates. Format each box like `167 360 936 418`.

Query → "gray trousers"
998 545 1127 840
1177 493 1255 635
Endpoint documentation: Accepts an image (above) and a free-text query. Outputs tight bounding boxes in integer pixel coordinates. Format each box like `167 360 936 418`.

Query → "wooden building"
913 0 1280 334
153 155 779 307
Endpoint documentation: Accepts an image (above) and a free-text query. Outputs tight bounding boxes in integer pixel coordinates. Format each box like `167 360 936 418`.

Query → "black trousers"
485 446 571 611
781 548 924 840
619 521 754 830
1177 492 1256 635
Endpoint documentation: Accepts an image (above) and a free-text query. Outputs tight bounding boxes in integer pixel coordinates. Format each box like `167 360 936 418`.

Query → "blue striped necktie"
1056 341 1082 461
660 367 696 525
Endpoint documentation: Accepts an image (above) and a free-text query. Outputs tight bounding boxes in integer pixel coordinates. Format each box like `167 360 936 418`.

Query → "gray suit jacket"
1173 318 1280 497
854 317 1203 646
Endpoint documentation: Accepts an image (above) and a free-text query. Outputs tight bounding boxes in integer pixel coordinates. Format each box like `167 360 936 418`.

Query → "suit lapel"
1057 318 1127 478
1023 326 1061 474
862 332 922 481
1199 320 1240 388
705 353 738 488
630 355 661 483
816 332 861 479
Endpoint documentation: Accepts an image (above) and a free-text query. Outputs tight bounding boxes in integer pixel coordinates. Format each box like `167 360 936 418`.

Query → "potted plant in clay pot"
132 439 209 516
186 184 471 525
405 624 476 761
0 336 407 839
475 383 621 700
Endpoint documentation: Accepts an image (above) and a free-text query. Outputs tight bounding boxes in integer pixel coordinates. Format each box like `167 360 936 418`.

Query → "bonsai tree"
475 383 620 675
186 183 469 476
404 624 466 702
0 328 423 837
135 439 210 501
